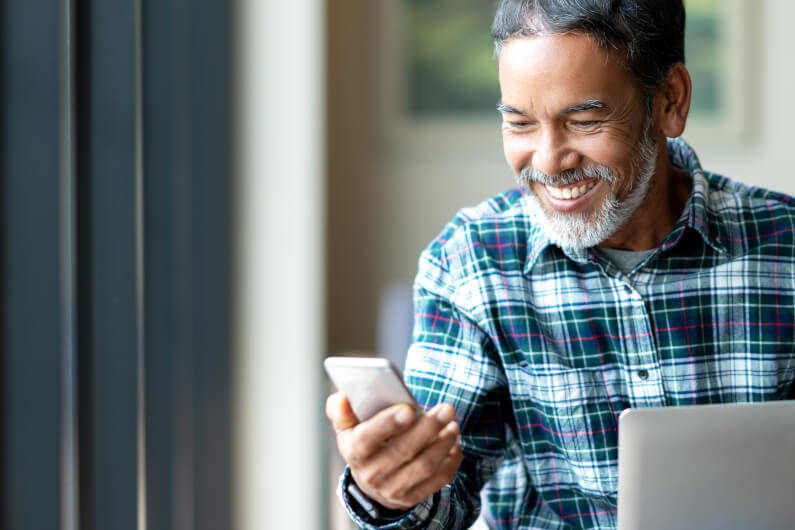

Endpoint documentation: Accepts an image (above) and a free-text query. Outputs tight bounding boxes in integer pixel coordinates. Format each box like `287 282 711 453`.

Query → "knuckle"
350 428 367 457
361 469 385 489
383 483 405 503
379 482 395 498
350 425 370 448
415 456 437 478
345 451 362 468
348 448 371 469
341 442 364 468
388 439 416 464
405 485 431 507
358 469 376 487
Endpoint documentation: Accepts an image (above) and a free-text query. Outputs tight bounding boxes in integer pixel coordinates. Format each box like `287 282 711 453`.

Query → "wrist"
347 481 410 522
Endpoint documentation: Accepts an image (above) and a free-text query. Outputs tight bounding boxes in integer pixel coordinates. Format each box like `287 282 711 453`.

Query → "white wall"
232 0 325 528
694 0 795 192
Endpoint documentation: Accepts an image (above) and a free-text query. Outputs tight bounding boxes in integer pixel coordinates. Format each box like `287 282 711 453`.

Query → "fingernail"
395 406 414 425
435 404 454 423
445 421 459 435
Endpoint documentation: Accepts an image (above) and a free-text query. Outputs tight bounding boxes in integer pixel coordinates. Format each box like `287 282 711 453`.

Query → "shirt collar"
522 137 729 276
658 137 729 256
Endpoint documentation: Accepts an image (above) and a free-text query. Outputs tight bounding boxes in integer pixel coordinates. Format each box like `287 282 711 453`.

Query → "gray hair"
492 0 686 111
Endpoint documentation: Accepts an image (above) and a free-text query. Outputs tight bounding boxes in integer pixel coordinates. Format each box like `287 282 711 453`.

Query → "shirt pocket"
514 360 619 500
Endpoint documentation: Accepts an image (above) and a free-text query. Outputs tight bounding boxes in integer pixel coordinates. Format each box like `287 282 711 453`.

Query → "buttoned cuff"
338 467 439 529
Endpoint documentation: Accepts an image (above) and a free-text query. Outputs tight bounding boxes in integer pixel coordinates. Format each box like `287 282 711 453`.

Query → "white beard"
517 127 658 250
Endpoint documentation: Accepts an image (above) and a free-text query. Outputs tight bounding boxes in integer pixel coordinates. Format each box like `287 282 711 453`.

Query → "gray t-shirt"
597 247 655 275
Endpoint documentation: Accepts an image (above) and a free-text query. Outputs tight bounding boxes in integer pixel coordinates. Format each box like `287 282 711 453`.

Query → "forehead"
498 33 638 112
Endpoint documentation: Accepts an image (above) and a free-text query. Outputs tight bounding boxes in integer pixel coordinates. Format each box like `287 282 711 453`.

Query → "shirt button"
637 369 650 380
623 285 633 295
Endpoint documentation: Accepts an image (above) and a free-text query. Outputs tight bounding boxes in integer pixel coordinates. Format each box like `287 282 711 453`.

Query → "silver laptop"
617 400 795 530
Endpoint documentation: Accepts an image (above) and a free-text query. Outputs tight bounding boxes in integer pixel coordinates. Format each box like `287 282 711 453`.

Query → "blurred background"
2 0 792 529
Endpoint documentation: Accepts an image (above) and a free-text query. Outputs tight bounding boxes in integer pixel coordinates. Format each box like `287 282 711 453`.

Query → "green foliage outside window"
406 0 723 118
406 0 499 115
686 0 721 115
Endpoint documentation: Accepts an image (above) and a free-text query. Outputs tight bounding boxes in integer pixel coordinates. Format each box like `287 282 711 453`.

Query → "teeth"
545 181 596 200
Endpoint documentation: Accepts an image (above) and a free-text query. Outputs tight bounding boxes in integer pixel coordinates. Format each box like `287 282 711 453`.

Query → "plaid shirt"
340 138 795 529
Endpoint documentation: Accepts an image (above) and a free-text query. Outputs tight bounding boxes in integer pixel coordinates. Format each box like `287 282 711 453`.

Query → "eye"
571 120 600 129
507 120 532 130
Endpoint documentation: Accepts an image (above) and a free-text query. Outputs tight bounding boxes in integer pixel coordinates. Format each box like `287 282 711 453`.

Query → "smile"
544 180 597 200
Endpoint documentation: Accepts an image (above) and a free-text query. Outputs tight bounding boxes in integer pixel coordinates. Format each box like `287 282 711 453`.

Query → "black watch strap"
347 482 408 522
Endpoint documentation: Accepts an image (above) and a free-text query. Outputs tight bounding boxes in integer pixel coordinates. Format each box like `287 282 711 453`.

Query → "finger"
386 421 460 495
388 434 463 508
344 403 418 460
378 404 456 467
326 392 358 433
353 407 457 492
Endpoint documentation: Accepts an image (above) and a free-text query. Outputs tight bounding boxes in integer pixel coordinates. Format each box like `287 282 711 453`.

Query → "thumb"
337 394 358 429
327 392 359 433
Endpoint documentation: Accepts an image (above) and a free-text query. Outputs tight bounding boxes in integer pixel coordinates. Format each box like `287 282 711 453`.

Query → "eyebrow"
564 99 608 113
496 102 525 115
496 99 609 116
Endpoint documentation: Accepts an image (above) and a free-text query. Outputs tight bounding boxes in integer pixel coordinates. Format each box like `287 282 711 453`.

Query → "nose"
531 127 580 177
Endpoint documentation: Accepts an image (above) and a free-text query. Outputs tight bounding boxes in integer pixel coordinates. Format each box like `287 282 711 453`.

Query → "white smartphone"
324 356 421 422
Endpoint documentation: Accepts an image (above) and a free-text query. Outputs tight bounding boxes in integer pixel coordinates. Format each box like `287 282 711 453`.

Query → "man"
327 1 795 528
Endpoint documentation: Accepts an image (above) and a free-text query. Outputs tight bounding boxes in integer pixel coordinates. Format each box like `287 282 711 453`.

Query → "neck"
601 144 692 251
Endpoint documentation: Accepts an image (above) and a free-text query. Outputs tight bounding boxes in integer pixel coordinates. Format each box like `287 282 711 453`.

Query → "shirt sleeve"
337 236 512 529
338 467 439 529
402 244 512 529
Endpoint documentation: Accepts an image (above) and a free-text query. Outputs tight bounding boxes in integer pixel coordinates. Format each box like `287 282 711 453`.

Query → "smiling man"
327 1 795 529
497 30 692 252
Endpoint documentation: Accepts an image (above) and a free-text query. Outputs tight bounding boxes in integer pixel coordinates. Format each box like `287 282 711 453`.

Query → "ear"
652 63 691 138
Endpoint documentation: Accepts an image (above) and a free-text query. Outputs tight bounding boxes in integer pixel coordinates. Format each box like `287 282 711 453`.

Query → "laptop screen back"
617 400 795 530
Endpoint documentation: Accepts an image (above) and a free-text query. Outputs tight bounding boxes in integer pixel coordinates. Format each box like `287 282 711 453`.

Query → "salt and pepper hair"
492 0 686 111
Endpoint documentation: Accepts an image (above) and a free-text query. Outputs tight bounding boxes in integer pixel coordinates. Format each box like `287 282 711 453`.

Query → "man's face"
498 33 661 249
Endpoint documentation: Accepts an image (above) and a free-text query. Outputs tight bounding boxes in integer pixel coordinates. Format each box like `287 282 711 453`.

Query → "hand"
326 392 463 511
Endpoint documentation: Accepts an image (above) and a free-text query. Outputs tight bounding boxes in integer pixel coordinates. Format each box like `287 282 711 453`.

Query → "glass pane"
405 0 725 118
685 0 722 117
405 0 499 115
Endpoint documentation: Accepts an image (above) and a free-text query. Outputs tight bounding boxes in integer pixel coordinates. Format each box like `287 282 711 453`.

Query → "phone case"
324 356 420 421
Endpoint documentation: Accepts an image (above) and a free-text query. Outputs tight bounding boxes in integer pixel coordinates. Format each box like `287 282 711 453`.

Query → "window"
1 1 233 528
405 0 497 116
391 0 753 141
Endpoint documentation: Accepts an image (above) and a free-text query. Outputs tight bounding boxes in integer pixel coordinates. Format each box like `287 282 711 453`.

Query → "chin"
546 223 609 250
526 188 625 250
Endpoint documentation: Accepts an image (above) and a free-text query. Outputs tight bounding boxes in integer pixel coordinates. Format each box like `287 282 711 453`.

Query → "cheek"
610 168 636 200
579 139 640 199
502 134 530 175
579 136 630 167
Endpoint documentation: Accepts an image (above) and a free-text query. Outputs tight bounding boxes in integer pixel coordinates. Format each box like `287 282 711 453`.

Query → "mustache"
519 165 616 186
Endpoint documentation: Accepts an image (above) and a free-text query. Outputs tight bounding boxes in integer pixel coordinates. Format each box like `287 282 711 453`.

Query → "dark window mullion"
76 0 144 527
